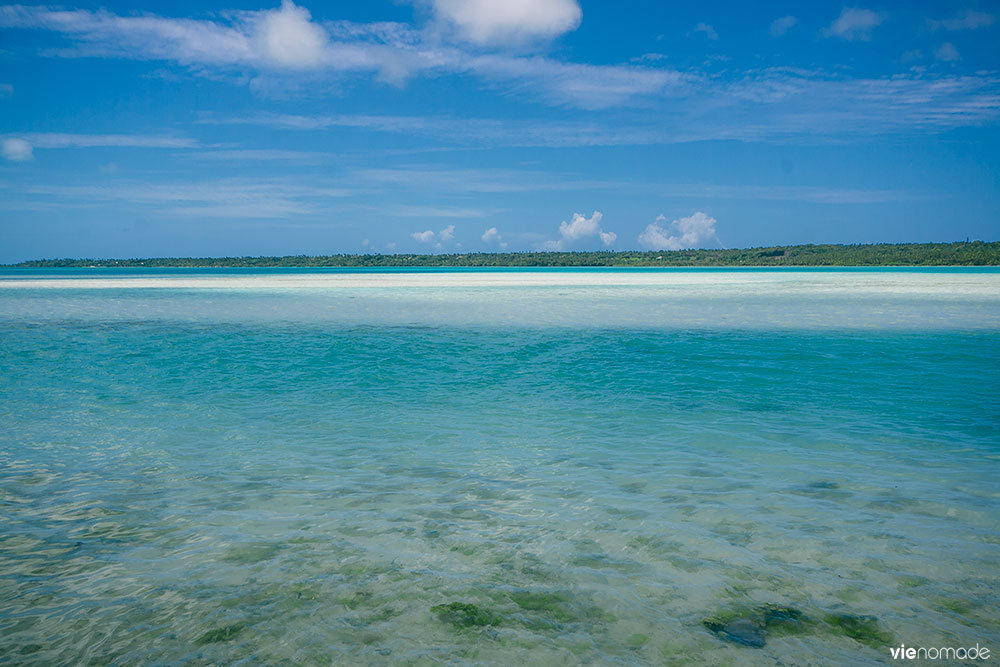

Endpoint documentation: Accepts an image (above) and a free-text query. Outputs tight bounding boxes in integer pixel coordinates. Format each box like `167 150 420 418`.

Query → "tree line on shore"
9 241 1000 268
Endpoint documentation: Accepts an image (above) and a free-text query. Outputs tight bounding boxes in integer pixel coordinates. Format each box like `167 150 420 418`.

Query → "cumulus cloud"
559 211 602 240
928 9 994 31
693 23 718 40
411 224 457 244
638 212 718 250
824 8 885 41
481 226 508 247
544 210 615 249
430 0 582 44
770 16 798 37
935 42 961 61
1 138 33 161
255 0 329 68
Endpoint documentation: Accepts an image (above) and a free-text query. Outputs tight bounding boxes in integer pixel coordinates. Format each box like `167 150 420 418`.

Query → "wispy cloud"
693 23 718 40
6 2 998 121
0 2 381 73
770 16 798 37
206 112 665 147
2 178 353 218
183 149 330 163
657 183 910 204
927 9 994 31
462 53 682 109
1 132 199 149
935 42 961 62
823 8 886 41
392 205 487 218
210 68 1000 146
0 3 677 108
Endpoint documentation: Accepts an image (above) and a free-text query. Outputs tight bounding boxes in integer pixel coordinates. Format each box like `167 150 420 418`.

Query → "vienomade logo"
889 643 990 661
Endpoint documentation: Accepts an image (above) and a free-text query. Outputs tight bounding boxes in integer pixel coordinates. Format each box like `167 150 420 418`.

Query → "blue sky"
1 0 998 261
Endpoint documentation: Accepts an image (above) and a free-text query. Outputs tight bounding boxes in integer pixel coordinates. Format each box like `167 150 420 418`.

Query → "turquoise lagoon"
0 268 998 665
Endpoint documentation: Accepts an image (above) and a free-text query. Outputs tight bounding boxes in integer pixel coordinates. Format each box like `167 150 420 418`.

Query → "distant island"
8 241 1000 268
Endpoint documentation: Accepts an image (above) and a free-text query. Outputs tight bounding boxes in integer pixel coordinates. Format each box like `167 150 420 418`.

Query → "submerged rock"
704 603 810 647
705 603 892 648
719 618 766 647
704 614 766 648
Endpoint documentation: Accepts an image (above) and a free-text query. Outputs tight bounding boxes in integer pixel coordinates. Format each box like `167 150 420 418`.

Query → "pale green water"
0 269 998 665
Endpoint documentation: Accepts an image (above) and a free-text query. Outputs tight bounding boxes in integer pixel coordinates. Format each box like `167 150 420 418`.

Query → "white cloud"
465 54 680 109
3 132 198 149
410 224 457 244
0 83 12 97
2 138 33 161
770 16 798 37
559 210 601 240
430 0 581 44
0 4 673 109
935 42 961 62
481 226 500 242
545 210 615 249
638 212 718 250
3 177 352 217
389 205 488 217
928 10 994 31
255 0 329 68
217 62 1000 145
0 2 386 74
824 8 885 41
185 149 327 162
694 23 718 40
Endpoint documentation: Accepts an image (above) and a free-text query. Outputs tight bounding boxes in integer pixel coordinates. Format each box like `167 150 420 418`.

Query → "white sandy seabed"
1 270 998 329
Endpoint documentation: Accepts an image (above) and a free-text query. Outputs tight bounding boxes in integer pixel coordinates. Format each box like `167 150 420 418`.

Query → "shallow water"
1 270 998 665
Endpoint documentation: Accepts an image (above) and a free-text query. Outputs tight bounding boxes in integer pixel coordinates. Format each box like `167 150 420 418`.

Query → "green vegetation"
195 623 246 645
823 613 893 648
431 602 503 629
8 241 1000 268
508 591 576 623
702 604 896 650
